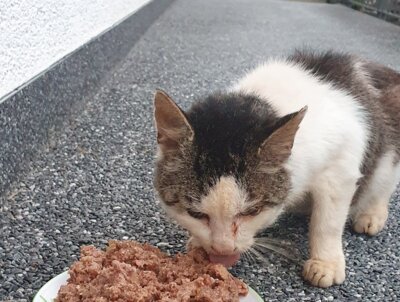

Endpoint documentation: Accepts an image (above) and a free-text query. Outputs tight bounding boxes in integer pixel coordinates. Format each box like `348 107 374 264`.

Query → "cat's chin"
208 253 240 267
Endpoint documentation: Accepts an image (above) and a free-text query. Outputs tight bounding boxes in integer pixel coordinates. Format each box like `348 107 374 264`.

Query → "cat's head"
153 90 306 261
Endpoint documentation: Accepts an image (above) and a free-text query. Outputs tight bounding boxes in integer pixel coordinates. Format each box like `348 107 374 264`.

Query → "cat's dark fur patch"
289 50 356 90
365 63 400 158
186 93 278 188
366 62 400 91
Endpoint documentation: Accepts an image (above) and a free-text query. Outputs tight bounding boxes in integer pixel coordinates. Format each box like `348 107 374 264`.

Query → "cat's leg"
303 169 359 288
351 151 400 236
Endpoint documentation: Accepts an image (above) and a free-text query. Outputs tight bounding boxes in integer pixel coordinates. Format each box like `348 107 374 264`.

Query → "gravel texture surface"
1 0 400 301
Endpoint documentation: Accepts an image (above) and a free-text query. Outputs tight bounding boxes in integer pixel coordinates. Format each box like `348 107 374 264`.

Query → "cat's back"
232 51 371 159
289 50 400 128
233 50 400 194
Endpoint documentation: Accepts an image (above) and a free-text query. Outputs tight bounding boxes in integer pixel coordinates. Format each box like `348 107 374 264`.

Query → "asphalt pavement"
1 0 399 300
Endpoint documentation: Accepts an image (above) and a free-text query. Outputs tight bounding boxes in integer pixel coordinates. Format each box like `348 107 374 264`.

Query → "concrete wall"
0 0 151 100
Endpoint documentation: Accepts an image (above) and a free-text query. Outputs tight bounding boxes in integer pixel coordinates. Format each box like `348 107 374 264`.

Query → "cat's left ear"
258 106 307 166
154 89 194 153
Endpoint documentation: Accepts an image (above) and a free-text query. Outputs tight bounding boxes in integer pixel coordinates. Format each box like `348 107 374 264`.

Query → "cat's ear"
258 106 307 166
154 89 194 153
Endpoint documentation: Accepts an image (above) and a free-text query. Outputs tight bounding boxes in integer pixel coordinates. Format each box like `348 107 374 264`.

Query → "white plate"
33 271 263 302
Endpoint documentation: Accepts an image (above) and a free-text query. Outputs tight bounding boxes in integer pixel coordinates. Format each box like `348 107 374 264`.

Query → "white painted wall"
0 0 151 100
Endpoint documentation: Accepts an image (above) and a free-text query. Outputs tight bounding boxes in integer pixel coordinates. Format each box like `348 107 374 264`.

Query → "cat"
153 50 400 288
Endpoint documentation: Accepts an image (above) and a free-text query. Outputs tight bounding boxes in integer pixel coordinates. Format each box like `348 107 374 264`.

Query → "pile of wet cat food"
56 240 248 302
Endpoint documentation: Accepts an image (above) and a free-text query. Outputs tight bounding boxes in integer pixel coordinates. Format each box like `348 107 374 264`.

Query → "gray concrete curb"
0 0 175 196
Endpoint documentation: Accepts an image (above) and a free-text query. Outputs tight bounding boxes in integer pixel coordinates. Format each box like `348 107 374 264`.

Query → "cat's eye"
187 209 209 221
240 206 263 217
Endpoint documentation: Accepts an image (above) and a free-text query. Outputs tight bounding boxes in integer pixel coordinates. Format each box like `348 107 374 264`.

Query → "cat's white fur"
232 60 368 200
160 59 399 288
228 60 366 287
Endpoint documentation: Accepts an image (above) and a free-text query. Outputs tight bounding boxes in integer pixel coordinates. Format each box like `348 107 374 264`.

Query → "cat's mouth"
208 253 240 267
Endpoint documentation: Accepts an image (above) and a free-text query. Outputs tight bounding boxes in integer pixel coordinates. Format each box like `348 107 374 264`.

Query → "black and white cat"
153 50 400 288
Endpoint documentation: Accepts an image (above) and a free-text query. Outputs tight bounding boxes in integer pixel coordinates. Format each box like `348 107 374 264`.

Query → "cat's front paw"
303 258 345 288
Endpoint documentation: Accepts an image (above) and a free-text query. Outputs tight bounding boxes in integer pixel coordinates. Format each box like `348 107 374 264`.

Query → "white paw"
303 258 345 288
353 211 388 236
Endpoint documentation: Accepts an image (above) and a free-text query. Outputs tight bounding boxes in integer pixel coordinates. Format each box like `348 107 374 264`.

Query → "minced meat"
56 240 248 302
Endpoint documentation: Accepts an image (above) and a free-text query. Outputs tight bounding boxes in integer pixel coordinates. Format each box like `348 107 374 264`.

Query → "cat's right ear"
154 90 194 153
258 106 307 167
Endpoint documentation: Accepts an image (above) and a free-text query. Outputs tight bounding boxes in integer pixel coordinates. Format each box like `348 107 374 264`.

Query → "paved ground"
1 0 400 301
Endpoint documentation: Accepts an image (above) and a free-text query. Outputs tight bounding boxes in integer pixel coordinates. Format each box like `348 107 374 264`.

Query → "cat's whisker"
245 250 255 265
250 250 260 266
242 250 253 265
241 250 251 264
254 242 304 265
244 249 253 265
248 247 271 266
241 251 247 262
255 237 294 247
254 242 294 259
